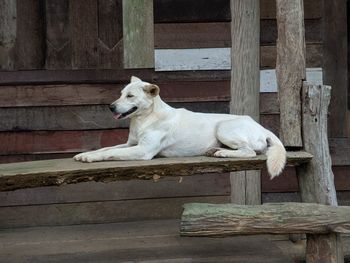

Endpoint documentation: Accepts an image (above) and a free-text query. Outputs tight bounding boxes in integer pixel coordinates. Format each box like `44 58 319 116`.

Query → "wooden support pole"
297 83 344 263
0 0 16 70
230 0 261 205
180 202 350 237
276 0 306 147
123 0 154 69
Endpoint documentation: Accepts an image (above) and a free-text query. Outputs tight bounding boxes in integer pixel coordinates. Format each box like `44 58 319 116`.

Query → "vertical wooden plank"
45 0 72 69
276 0 305 147
0 0 16 70
297 83 344 263
98 0 123 69
230 0 261 205
323 0 348 137
70 0 98 69
123 0 154 69
14 0 45 70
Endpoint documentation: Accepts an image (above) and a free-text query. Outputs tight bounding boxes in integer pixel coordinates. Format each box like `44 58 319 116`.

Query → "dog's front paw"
74 152 102 163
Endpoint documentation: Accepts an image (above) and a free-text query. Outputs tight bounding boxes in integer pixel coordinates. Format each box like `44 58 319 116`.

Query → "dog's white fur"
74 76 286 179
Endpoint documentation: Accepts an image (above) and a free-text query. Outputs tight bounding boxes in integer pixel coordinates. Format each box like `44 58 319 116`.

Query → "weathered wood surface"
123 0 154 68
323 0 348 138
230 0 261 205
276 0 305 147
0 0 16 70
180 202 350 236
297 83 343 262
0 152 312 191
0 219 309 262
45 0 71 69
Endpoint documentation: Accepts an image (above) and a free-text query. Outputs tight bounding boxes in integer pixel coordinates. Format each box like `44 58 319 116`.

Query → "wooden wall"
0 0 349 228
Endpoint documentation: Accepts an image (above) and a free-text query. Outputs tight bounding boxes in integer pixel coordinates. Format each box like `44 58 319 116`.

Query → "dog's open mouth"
113 106 138 120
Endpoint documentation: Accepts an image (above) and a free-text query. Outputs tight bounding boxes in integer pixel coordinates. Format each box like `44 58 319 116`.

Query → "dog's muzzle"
109 104 138 120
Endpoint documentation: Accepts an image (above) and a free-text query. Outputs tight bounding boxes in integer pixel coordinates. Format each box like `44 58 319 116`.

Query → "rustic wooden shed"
0 0 349 261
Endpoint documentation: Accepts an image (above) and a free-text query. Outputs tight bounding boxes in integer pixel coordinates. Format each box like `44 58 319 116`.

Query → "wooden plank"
0 196 229 228
0 0 16 70
230 0 261 205
45 0 71 69
329 138 350 166
70 0 98 68
123 0 154 68
276 0 305 147
0 151 312 191
0 130 129 155
0 173 231 207
0 220 304 262
323 0 348 137
98 0 123 69
0 102 229 131
180 202 350 236
14 0 45 70
153 0 321 22
297 83 343 263
0 82 230 107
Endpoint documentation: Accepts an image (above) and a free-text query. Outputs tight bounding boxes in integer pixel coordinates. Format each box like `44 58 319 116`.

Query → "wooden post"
276 0 306 147
0 0 16 70
297 83 344 263
230 0 261 205
123 0 154 69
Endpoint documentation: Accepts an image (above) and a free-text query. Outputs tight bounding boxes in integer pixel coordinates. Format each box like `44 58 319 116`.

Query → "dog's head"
109 76 160 120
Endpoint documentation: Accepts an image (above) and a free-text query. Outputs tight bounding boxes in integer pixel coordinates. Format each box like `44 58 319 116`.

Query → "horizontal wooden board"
0 173 231 207
0 130 129 155
0 152 312 191
0 82 230 107
155 20 322 48
0 196 229 228
153 0 321 22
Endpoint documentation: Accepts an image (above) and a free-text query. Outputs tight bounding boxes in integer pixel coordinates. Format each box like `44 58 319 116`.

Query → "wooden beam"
297 83 344 263
123 0 154 68
230 0 261 205
180 202 350 236
0 151 312 191
276 0 306 147
0 0 16 70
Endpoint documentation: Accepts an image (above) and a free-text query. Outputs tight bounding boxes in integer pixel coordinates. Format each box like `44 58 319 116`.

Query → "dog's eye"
126 94 134 98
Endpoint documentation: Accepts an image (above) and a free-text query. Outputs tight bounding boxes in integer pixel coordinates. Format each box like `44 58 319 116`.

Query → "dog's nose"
109 104 116 112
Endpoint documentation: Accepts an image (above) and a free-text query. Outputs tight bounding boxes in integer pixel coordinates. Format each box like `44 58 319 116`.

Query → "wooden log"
123 0 154 68
180 202 350 236
297 83 344 262
0 151 312 191
276 0 306 147
0 0 16 70
230 0 261 205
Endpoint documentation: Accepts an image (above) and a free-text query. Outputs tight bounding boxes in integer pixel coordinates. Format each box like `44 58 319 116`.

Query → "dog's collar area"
114 106 138 120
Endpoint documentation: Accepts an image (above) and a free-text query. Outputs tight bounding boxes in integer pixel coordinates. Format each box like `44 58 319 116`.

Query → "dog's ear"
143 84 160 97
130 76 141 83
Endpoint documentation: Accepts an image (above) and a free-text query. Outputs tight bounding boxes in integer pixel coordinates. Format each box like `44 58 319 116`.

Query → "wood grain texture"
0 151 312 191
45 0 71 69
14 0 45 70
276 0 305 147
97 0 123 69
323 0 348 138
0 0 16 70
123 0 154 68
230 0 261 205
297 84 337 205
180 202 350 236
70 0 98 68
297 83 343 263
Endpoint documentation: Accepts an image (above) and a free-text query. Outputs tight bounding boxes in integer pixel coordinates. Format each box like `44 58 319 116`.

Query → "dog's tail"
264 129 286 179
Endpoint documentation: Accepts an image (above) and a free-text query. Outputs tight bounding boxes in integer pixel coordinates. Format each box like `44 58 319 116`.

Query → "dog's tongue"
113 114 122 120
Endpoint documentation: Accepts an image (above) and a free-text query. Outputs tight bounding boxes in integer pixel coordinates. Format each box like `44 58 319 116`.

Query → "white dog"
74 76 286 179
